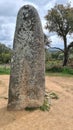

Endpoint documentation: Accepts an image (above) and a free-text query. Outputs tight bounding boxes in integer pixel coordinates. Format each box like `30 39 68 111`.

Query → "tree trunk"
63 36 68 66
63 50 68 66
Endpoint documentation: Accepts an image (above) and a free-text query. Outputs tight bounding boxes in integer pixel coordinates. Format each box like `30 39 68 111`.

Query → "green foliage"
45 48 63 65
40 98 50 111
63 67 73 74
0 53 11 64
46 65 73 75
0 65 10 74
69 47 73 53
45 59 62 72
46 66 63 72
45 3 73 66
49 92 59 99
51 51 62 60
44 34 51 47
58 53 64 60
68 47 73 66
0 43 12 64
45 49 73 75
40 91 59 111
45 49 52 63
45 3 73 37
25 91 59 112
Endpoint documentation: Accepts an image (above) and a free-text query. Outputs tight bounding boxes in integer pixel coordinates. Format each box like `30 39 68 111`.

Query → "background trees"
45 3 73 66
0 43 12 64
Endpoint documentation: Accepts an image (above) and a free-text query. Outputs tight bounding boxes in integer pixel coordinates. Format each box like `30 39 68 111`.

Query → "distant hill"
48 48 61 53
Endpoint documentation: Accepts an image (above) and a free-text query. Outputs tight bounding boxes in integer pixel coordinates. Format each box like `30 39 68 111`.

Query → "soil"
0 75 73 130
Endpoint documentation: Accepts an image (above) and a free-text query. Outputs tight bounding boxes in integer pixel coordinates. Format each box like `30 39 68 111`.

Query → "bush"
46 65 73 75
63 67 73 74
46 66 63 72
0 65 10 74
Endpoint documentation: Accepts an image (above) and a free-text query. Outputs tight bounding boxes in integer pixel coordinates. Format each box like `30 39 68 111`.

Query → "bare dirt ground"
0 75 73 130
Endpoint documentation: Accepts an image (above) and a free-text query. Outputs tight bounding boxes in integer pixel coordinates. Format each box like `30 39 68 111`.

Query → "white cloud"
68 0 73 6
0 23 15 45
44 0 56 10
0 0 38 47
0 0 72 48
0 0 39 16
0 0 21 16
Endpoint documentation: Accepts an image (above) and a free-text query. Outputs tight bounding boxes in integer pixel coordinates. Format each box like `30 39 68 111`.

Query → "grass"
46 65 73 77
0 65 10 75
0 63 73 76
46 72 73 77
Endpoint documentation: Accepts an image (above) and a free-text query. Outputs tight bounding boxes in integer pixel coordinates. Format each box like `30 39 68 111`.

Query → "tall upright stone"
8 5 45 110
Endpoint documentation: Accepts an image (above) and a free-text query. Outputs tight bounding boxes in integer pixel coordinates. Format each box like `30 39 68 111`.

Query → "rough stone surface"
7 5 45 110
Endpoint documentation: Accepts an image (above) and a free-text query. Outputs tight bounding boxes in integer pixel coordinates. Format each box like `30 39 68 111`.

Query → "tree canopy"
45 3 73 37
45 3 73 66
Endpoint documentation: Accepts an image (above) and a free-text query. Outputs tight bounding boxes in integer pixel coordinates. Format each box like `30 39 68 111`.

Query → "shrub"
0 65 10 74
46 65 73 75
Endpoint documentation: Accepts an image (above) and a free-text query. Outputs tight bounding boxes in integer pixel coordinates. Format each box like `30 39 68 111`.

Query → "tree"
45 3 73 66
44 34 52 64
0 43 12 64
44 33 51 47
68 47 73 66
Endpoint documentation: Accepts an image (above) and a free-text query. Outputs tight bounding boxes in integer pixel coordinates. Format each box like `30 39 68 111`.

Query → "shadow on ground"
0 106 30 127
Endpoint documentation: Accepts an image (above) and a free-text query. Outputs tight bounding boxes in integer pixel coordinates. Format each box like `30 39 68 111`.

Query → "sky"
0 0 73 48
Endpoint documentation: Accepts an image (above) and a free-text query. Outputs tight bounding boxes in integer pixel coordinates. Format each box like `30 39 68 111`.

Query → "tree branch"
68 42 73 50
49 47 64 53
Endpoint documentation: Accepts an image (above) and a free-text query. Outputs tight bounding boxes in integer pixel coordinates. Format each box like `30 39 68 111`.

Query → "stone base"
7 98 44 110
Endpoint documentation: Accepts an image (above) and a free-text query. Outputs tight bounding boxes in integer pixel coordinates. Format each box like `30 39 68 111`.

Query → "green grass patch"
0 65 10 74
46 72 73 77
46 66 73 76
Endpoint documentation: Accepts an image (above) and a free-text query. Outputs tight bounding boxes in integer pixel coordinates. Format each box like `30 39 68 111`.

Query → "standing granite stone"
7 5 45 110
